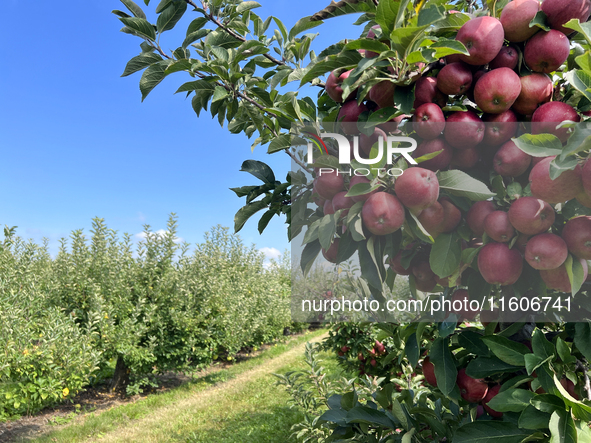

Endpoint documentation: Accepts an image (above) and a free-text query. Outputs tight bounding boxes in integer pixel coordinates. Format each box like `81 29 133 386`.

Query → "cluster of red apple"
338 339 387 376
313 0 591 294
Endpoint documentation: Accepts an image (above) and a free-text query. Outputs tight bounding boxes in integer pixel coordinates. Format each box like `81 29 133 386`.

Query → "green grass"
22 329 335 443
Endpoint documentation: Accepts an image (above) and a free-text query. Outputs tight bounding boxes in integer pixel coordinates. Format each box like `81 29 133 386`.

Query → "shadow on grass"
184 405 305 443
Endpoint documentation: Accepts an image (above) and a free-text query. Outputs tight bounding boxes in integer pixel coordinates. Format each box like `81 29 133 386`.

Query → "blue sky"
0 1 361 259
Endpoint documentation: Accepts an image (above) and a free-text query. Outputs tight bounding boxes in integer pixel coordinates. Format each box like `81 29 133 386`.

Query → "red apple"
529 156 583 203
542 0 591 36
338 100 370 135
531 102 580 143
501 0 541 42
540 257 588 292
524 30 571 74
457 368 489 402
451 146 480 170
474 68 522 114
561 216 591 259
439 197 462 232
493 140 532 177
361 192 406 235
414 76 448 108
423 357 437 386
325 69 355 103
389 250 412 275
482 384 503 418
484 211 516 243
451 289 479 321
525 233 569 270
477 242 524 285
413 137 454 171
489 44 519 70
511 73 553 116
322 238 340 263
466 200 496 237
418 201 445 236
455 16 505 66
315 170 345 200
508 196 556 235
444 111 485 150
349 175 381 203
583 158 591 196
413 103 446 140
394 167 440 212
412 261 438 292
332 191 355 216
482 110 519 147
323 199 335 215
369 81 396 109
436 62 473 95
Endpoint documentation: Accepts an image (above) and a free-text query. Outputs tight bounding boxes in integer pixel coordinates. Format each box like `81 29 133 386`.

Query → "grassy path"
25 329 329 443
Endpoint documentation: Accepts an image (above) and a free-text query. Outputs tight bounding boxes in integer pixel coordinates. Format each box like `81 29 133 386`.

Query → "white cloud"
259 246 281 261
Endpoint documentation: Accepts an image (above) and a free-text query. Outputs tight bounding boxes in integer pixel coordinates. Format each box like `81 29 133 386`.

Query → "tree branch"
576 360 591 401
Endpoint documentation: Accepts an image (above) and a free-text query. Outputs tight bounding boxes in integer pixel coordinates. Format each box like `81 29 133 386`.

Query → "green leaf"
512 133 564 157
565 69 591 101
346 406 397 429
300 239 321 275
155 0 172 13
120 17 156 40
182 29 209 48
234 199 268 233
288 16 322 40
267 134 291 154
549 409 577 443
564 18 591 46
345 182 380 198
458 330 490 357
240 160 276 184
565 254 585 296
532 328 555 360
430 39 469 58
466 356 522 378
121 0 146 18
429 233 462 278
559 122 591 159
299 51 361 86
417 5 446 27
390 26 427 56
139 60 171 101
575 322 591 363
318 214 337 251
344 39 391 54
525 353 554 376
454 421 533 443
121 52 163 77
257 209 275 234
529 10 550 31
518 405 553 430
176 79 216 94
236 1 261 13
486 388 535 413
407 211 434 244
531 394 565 414
481 335 530 366
437 170 495 201
430 337 457 396
157 1 187 33
375 0 401 36
556 338 576 364
405 333 419 369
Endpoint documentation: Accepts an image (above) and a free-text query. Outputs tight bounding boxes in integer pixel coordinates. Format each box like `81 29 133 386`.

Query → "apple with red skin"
482 384 503 418
478 242 524 285
413 103 446 140
412 261 438 292
389 250 412 275
480 307 501 326
315 170 345 200
341 345 350 353
323 199 335 215
474 68 522 114
540 257 588 292
349 175 381 203
466 200 496 237
525 233 569 270
542 0 591 36
560 377 580 400
436 62 473 96
511 73 553 116
508 196 556 235
524 30 571 74
561 216 591 259
530 157 583 203
338 100 370 135
358 127 388 156
451 146 480 170
455 16 505 66
322 238 340 263
418 202 445 236
394 167 440 213
583 158 591 196
332 191 355 216
576 190 591 208
501 0 540 42
361 192 406 235
482 110 519 146
368 81 396 109
494 140 532 177
422 357 437 386
413 76 448 108
439 197 462 232
412 138 453 171
325 69 355 103
489 45 519 70
531 102 580 143
444 111 485 150
484 211 516 243
457 368 489 402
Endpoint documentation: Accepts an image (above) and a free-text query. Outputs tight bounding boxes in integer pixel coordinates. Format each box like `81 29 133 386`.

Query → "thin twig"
576 360 591 401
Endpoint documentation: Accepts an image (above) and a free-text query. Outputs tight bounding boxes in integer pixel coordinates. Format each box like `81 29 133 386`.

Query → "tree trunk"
110 356 129 393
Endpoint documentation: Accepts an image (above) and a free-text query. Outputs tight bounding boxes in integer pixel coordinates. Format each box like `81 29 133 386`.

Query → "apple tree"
116 0 591 440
